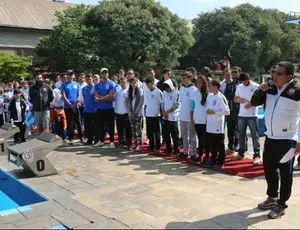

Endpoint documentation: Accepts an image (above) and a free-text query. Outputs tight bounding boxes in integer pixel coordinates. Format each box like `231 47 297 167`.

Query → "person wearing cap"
8 89 28 143
93 68 116 149
29 74 53 133
251 61 300 219
231 72 261 165
61 70 83 145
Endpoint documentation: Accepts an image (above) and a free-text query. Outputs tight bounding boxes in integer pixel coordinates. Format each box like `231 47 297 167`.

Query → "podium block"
7 132 63 177
0 123 19 155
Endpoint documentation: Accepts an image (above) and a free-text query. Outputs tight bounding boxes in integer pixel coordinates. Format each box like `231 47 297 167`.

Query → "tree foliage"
37 4 97 73
0 51 31 82
181 4 300 73
37 0 194 73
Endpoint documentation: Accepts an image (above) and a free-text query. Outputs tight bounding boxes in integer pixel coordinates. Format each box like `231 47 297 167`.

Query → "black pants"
14 122 26 142
96 108 114 143
84 113 96 144
263 137 296 208
226 117 239 150
0 114 4 127
115 113 132 146
207 133 225 165
162 120 180 152
65 108 83 140
146 117 161 150
194 124 208 157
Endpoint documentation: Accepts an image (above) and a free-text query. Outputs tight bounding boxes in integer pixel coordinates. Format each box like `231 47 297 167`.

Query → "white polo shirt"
235 81 259 117
114 85 128 115
190 90 207 124
206 92 230 134
145 87 162 117
179 84 197 122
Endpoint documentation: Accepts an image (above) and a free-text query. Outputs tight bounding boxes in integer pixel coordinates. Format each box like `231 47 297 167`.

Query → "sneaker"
147 147 154 152
190 155 197 162
93 141 105 147
109 142 115 149
135 145 141 152
257 197 278 210
69 140 74 145
202 158 212 168
64 139 70 144
231 154 244 161
105 133 110 139
213 164 223 170
294 164 300 171
268 204 285 219
154 149 161 154
253 157 262 166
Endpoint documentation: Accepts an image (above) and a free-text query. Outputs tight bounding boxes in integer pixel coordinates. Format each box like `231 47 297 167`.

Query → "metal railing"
287 11 300 20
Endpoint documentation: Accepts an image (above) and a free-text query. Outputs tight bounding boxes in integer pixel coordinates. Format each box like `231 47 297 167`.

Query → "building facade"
0 0 73 65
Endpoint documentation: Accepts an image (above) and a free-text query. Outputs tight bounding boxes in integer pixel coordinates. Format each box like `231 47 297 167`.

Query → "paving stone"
113 210 156 226
122 183 151 195
1 212 26 223
0 223 17 229
180 219 226 229
70 204 109 223
22 200 66 219
14 215 60 229
75 219 130 229
130 222 156 229
51 210 90 229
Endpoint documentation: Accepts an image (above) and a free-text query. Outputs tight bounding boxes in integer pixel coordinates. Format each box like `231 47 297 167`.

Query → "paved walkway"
0 138 300 229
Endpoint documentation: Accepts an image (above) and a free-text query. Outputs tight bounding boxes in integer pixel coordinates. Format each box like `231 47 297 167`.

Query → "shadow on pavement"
55 144 206 176
165 207 270 229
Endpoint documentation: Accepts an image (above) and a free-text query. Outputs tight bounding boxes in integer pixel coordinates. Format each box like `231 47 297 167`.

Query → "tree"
182 4 300 73
0 51 31 82
37 5 98 73
37 0 194 74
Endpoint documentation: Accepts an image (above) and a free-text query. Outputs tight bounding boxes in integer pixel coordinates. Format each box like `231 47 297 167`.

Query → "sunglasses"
275 71 286 76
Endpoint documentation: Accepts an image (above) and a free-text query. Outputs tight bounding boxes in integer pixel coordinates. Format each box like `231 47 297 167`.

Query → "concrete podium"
0 123 19 155
7 132 62 177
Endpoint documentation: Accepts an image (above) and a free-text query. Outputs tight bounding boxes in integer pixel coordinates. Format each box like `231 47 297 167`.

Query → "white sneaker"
93 141 105 147
109 142 115 149
64 139 70 144
294 164 300 171
105 133 110 139
135 145 141 152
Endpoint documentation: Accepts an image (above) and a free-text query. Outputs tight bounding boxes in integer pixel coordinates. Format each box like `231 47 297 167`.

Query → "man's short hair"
14 89 22 95
232 66 242 72
278 61 294 76
186 67 197 74
210 79 221 89
147 68 154 72
239 72 250 81
163 68 171 75
145 78 154 84
181 71 193 79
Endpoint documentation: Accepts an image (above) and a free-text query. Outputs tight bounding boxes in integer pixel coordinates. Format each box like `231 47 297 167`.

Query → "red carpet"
106 135 265 179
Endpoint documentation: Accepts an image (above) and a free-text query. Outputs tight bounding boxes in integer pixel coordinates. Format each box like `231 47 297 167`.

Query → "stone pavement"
0 138 300 229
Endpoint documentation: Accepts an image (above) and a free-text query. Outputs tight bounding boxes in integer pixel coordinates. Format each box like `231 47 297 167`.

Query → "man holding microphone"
251 61 300 219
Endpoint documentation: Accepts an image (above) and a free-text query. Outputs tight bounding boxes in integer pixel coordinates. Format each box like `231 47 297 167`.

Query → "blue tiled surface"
0 169 47 212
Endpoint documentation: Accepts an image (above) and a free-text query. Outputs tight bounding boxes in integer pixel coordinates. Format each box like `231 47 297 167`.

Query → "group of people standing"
1 61 300 220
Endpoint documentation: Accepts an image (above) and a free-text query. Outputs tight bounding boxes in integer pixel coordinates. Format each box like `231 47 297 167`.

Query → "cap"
100 68 109 73
66 69 73 75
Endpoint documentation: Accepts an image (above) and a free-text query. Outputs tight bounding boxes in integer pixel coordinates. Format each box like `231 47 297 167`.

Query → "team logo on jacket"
73 85 78 89
251 88 254 92
287 88 295 96
186 92 190 97
213 100 217 106
169 96 173 100
43 87 47 92
151 95 155 99
105 85 109 90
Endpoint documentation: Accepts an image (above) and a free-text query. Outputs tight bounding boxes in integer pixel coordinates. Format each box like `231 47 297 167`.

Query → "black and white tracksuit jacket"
251 80 300 142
